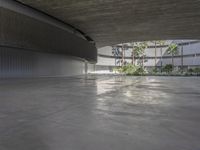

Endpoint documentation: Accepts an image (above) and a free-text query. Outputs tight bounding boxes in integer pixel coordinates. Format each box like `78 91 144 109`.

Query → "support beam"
16 0 200 47
0 0 97 62
0 0 97 77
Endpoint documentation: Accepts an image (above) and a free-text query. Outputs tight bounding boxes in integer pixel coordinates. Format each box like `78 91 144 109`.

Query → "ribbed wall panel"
0 47 95 78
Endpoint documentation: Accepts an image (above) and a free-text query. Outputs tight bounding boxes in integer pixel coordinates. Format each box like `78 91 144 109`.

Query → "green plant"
134 66 146 75
130 43 135 65
122 64 138 75
163 64 173 74
167 43 179 67
188 68 194 73
133 42 148 67
185 67 200 76
152 67 158 73
158 40 166 69
113 67 123 73
114 64 146 75
194 67 200 74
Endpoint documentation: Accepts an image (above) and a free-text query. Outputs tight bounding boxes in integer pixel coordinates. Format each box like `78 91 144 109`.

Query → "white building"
96 40 200 71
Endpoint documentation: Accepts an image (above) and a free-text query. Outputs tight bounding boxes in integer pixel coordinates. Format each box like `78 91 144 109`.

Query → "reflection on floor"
0 75 200 150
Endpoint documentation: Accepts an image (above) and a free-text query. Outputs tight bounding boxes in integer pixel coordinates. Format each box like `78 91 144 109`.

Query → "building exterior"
96 40 200 72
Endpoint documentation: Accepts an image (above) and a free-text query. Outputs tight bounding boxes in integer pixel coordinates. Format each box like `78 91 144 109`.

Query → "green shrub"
122 64 138 75
186 68 200 74
114 64 146 75
134 66 146 75
113 67 123 73
163 64 173 74
188 68 194 73
194 67 200 74
152 67 158 73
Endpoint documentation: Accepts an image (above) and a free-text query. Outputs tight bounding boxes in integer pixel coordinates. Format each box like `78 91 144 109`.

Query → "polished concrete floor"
0 75 200 150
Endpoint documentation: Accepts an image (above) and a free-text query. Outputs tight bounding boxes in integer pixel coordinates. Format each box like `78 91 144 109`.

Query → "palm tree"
112 46 121 67
130 43 135 65
167 43 179 68
112 46 118 67
154 41 157 67
120 44 124 66
134 42 148 67
150 41 160 69
121 44 128 66
141 42 148 67
180 40 184 73
157 40 165 70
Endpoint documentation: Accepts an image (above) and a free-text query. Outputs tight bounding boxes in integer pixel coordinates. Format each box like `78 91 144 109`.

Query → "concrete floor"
0 75 200 150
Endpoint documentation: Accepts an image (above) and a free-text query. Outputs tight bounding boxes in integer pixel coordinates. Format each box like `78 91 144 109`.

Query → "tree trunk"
160 47 163 72
142 55 144 67
124 48 126 65
155 42 157 67
122 47 124 66
181 45 183 73
115 56 117 67
132 49 135 65
172 54 174 68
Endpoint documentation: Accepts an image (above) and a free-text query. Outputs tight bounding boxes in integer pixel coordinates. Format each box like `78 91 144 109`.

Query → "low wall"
0 47 96 78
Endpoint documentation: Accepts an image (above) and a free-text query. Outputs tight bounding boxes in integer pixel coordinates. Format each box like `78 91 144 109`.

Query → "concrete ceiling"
16 0 200 48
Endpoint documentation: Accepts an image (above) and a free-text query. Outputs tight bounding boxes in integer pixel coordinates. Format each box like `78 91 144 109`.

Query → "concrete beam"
16 0 200 47
0 0 97 62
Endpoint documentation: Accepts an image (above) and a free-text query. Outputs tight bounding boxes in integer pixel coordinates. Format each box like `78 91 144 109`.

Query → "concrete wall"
0 0 97 77
0 47 91 78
